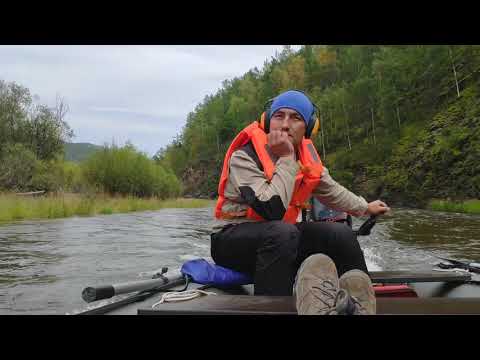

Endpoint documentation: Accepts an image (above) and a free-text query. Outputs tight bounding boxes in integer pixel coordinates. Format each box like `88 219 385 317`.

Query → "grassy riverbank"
0 193 214 223
427 199 480 215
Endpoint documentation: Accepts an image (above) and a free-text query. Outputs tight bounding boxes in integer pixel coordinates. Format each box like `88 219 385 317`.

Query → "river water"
1 207 479 314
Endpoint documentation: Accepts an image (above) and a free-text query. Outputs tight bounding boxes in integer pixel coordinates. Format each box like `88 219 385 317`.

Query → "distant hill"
64 142 103 162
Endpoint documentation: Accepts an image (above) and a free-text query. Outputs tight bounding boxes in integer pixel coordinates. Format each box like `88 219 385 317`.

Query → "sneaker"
294 254 342 315
333 288 358 315
338 269 376 315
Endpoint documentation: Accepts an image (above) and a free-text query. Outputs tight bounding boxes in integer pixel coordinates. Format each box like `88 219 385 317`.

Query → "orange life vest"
215 121 324 224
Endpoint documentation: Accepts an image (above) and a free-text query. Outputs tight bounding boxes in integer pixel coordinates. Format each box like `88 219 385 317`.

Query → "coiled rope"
151 289 217 308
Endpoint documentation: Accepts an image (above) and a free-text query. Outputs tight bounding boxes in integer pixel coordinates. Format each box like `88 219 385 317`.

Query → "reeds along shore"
1 192 477 224
427 199 480 215
0 193 213 223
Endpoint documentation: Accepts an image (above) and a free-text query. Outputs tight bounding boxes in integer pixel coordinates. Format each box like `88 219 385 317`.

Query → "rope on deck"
151 289 217 308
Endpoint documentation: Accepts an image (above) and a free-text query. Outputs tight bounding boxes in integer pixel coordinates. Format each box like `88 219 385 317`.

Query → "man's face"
269 108 306 147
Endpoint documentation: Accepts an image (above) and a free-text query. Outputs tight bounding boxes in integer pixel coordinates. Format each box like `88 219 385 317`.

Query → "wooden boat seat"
138 294 480 315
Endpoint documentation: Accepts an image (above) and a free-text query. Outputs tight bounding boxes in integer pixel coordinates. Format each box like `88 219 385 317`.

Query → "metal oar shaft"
82 274 181 303
77 276 186 315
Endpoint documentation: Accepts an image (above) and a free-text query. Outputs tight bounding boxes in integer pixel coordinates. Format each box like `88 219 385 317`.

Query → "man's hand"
267 130 294 158
366 200 390 216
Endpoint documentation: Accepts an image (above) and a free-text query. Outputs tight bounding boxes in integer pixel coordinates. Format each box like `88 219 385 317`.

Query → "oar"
435 256 480 274
76 275 188 315
82 276 181 303
354 215 378 236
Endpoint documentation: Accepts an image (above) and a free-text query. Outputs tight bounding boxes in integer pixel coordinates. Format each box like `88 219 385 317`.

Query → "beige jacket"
213 143 368 230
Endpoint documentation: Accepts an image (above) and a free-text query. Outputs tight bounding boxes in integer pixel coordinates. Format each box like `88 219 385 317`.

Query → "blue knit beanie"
269 90 314 126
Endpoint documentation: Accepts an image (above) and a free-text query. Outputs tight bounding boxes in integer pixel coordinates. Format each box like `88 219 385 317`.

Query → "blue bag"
180 258 253 286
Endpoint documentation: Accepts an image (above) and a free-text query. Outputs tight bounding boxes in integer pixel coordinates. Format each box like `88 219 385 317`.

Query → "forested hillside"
64 142 102 162
155 45 480 206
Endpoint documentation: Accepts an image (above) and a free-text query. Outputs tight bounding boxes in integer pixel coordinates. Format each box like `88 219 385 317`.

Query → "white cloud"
0 45 301 156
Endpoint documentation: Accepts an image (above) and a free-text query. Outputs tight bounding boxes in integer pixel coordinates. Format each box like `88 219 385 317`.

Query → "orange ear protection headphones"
258 91 320 139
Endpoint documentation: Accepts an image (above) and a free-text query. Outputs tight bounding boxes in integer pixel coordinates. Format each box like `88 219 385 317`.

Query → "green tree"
0 143 38 191
0 81 73 160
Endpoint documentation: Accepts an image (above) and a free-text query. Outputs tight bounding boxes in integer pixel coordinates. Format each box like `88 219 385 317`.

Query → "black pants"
210 220 368 296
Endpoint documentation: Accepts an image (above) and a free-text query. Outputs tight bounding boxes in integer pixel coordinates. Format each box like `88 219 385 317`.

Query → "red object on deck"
373 284 418 298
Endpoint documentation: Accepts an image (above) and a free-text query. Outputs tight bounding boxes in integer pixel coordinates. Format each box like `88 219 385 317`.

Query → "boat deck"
138 294 480 315
86 270 478 315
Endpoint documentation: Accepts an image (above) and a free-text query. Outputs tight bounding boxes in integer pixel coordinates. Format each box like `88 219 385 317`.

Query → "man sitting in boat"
211 90 390 315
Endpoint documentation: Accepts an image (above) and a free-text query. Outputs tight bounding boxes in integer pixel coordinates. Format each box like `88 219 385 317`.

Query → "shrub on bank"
81 143 182 198
0 143 38 191
0 143 74 193
63 161 86 193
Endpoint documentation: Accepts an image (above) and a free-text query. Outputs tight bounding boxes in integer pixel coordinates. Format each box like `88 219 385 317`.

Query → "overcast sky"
0 45 301 156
